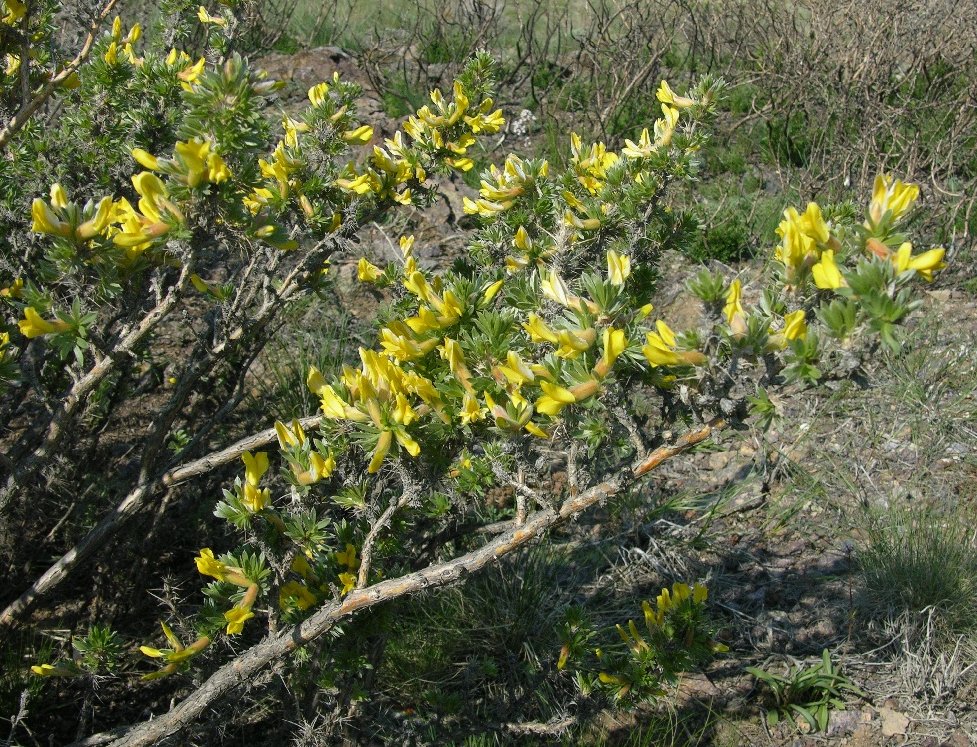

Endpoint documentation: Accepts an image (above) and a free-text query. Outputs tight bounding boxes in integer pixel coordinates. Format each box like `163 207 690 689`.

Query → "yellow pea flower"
656 80 694 108
459 393 486 424
0 277 23 298
654 104 680 147
241 451 269 486
339 572 356 595
31 197 71 237
723 279 744 325
497 351 535 386
242 483 270 512
335 544 359 569
594 327 628 377
275 419 306 448
368 430 392 473
18 307 70 338
782 310 807 340
606 250 631 286
540 269 572 306
892 242 945 281
643 321 682 367
867 174 919 227
811 249 845 289
308 451 335 482
279 581 316 610
535 381 576 417
197 6 227 26
195 548 229 581
336 173 375 195
482 278 504 303
524 313 558 344
75 196 114 240
555 327 597 359
622 128 654 159
224 606 254 635
2 0 27 25
357 257 383 283
178 56 206 90
339 124 373 144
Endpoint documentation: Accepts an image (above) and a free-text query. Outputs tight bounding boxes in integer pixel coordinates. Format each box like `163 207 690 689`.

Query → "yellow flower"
482 278 504 303
536 381 576 417
656 80 694 108
0 277 23 298
18 307 70 338
103 41 119 65
622 128 654 159
2 0 26 25
224 606 254 635
197 6 227 26
774 202 832 282
242 483 270 512
339 572 357 595
75 196 114 240
867 174 919 227
892 242 945 281
308 82 330 107
195 548 228 581
31 197 71 237
368 430 392 473
723 279 744 325
341 125 374 144
654 104 680 147
178 56 206 90
30 662 80 677
642 321 704 368
241 451 269 486
606 250 631 286
459 393 486 424
643 321 682 367
307 451 335 482
811 249 845 289
595 327 628 377
279 581 316 610
357 258 383 282
782 310 807 340
335 543 359 569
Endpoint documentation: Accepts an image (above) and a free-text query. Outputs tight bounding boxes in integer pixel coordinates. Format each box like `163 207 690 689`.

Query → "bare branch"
357 495 409 588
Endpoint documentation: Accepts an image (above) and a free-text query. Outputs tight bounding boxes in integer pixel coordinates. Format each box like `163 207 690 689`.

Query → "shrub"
0 2 951 743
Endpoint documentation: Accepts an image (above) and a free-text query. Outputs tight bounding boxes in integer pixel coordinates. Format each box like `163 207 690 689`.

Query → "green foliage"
746 650 864 732
857 505 977 635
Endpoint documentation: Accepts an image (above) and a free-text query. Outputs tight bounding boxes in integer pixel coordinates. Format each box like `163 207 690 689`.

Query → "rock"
878 706 910 737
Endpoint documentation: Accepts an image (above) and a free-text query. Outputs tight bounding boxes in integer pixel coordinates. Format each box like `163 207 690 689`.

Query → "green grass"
248 295 357 421
857 504 977 636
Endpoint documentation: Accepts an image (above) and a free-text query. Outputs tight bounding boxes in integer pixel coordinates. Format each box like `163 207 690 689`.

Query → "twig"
99 418 725 747
0 0 121 150
357 495 409 588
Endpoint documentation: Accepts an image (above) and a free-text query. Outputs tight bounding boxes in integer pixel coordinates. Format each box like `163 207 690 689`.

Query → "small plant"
857 505 977 636
746 649 864 732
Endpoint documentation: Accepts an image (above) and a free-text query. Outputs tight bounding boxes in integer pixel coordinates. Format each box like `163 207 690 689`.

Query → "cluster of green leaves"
746 650 864 732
